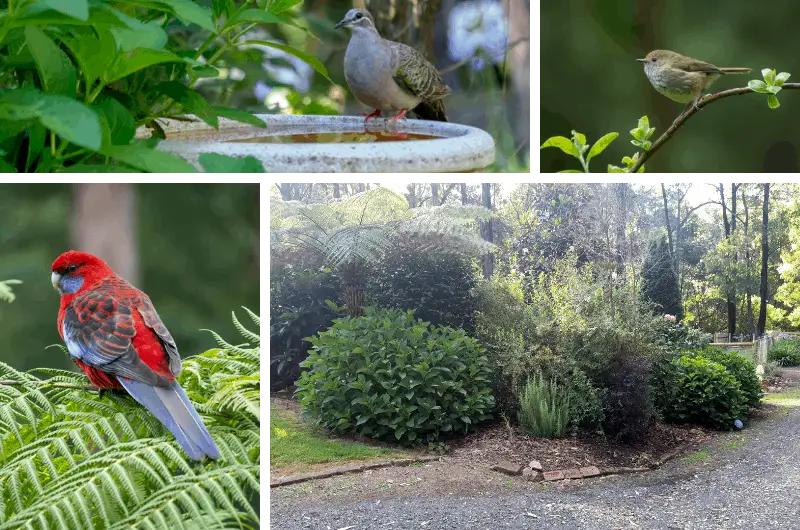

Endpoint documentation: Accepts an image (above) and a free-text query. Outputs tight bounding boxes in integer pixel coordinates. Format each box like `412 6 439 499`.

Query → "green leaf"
192 66 220 78
747 80 769 93
24 0 89 20
198 153 265 173
212 0 236 19
94 97 135 147
153 0 215 31
152 81 218 129
38 95 102 150
60 27 118 88
105 49 184 84
637 116 650 130
212 107 266 128
608 164 625 173
775 72 791 86
25 26 78 98
100 143 198 172
266 0 303 14
767 94 780 109
766 85 782 95
630 127 645 141
109 14 168 52
558 169 583 173
762 68 776 84
57 163 141 172
586 133 619 164
224 9 290 30
571 130 586 147
540 136 579 157
239 40 331 81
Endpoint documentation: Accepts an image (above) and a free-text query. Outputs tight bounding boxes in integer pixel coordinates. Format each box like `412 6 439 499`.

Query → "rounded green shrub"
767 340 800 367
661 356 747 430
696 348 763 408
296 308 495 446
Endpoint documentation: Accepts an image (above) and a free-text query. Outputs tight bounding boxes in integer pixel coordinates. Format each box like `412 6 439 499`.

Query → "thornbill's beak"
51 271 61 292
334 19 346 29
636 58 647 63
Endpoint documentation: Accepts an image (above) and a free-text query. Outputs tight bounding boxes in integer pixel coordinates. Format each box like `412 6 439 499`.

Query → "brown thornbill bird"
637 50 751 109
335 8 451 122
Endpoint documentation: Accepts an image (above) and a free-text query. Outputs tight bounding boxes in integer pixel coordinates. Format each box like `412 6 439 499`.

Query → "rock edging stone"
270 456 441 488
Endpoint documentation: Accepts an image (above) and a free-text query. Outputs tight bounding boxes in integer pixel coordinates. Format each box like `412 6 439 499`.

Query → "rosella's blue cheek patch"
60 275 84 294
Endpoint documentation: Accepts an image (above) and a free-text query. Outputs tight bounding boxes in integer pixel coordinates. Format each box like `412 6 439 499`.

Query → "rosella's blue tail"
118 378 221 461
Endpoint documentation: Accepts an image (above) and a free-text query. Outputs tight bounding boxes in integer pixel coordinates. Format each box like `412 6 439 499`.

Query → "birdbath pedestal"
134 115 496 172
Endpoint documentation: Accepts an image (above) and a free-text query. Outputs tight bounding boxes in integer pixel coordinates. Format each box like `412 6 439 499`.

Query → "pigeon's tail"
118 378 221 461
413 99 447 122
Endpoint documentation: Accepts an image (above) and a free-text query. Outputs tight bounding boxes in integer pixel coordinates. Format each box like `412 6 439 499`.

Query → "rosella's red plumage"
52 250 220 460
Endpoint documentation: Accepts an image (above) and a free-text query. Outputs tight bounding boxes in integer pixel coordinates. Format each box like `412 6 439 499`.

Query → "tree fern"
0 309 260 530
0 281 22 304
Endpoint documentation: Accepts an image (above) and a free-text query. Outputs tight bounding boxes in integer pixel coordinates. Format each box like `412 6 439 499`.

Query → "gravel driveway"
271 404 800 529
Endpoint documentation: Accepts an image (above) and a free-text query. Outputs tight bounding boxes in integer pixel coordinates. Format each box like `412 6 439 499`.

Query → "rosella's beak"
334 19 346 29
636 58 647 63
51 271 61 292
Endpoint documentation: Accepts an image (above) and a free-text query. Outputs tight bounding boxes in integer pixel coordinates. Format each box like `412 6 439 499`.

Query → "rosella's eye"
67 264 77 273
355 12 363 19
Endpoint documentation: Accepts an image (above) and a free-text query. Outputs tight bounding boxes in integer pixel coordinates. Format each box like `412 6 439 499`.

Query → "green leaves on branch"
748 68 791 109
540 130 618 173
0 0 321 172
629 115 655 151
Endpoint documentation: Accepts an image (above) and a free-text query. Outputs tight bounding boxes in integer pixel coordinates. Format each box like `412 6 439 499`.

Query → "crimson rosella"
51 250 220 461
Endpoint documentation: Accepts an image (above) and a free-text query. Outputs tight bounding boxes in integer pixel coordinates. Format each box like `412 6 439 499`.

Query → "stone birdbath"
134 115 496 172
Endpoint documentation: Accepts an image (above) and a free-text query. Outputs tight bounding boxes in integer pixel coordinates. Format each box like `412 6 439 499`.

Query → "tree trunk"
481 183 493 279
501 0 530 151
277 183 292 200
742 189 755 338
333 184 341 199
431 183 440 206
660 184 675 265
460 184 467 205
72 184 139 286
614 184 628 279
719 184 736 336
757 184 770 336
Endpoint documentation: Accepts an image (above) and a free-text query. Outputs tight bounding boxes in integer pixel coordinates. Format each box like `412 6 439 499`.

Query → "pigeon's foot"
362 109 382 122
392 109 408 121
386 130 408 140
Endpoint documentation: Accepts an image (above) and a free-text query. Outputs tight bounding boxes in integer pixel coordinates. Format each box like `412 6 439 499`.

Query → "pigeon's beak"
51 271 62 292
636 58 647 63
334 19 347 29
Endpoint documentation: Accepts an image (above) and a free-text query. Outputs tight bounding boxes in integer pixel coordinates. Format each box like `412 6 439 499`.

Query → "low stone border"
270 456 441 488
497 442 693 483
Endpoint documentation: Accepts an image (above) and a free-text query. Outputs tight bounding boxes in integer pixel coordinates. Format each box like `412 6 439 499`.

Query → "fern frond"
0 280 22 304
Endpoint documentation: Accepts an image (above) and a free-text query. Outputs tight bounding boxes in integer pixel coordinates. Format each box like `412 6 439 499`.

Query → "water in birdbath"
226 131 442 143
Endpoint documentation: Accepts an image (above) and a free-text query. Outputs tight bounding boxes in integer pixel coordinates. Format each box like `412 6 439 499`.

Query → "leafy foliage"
269 267 343 390
694 348 763 408
767 339 800 367
0 309 260 529
296 308 495 446
367 236 478 332
517 374 570 438
658 355 747 430
600 354 654 441
641 237 684 320
0 0 330 172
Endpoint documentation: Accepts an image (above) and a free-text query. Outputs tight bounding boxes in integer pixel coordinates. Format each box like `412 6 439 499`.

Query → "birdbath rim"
135 114 496 172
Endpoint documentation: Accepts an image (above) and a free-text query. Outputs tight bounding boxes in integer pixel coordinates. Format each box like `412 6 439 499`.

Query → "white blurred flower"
448 0 508 68
664 314 677 322
254 81 272 101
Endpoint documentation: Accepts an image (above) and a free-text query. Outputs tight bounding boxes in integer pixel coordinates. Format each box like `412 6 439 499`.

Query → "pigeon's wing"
388 41 451 102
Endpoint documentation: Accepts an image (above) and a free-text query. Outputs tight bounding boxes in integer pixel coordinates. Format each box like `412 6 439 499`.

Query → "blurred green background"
0 184 260 373
541 0 800 172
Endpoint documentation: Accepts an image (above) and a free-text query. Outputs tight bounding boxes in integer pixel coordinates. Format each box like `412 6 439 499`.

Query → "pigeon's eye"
355 12 363 19
67 264 77 273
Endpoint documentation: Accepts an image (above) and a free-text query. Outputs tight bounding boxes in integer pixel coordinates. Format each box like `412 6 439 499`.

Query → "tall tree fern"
0 309 260 530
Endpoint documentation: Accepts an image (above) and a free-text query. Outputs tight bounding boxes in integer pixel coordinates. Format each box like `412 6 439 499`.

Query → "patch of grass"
503 481 513 487
763 387 800 407
722 438 745 450
271 404 410 473
684 450 710 463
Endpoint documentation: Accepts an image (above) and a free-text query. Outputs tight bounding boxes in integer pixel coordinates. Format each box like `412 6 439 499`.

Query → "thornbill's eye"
651 57 657 62
67 264 77 273
355 12 363 19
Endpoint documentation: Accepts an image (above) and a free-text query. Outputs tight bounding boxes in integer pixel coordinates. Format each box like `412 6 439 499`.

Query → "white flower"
447 0 508 67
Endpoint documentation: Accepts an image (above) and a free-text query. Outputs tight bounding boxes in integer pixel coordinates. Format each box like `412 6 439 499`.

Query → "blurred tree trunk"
742 189 755 337
277 184 292 200
757 184 770 336
72 184 139 286
333 184 341 199
431 183 440 206
481 183 493 279
460 184 467 205
502 0 530 150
